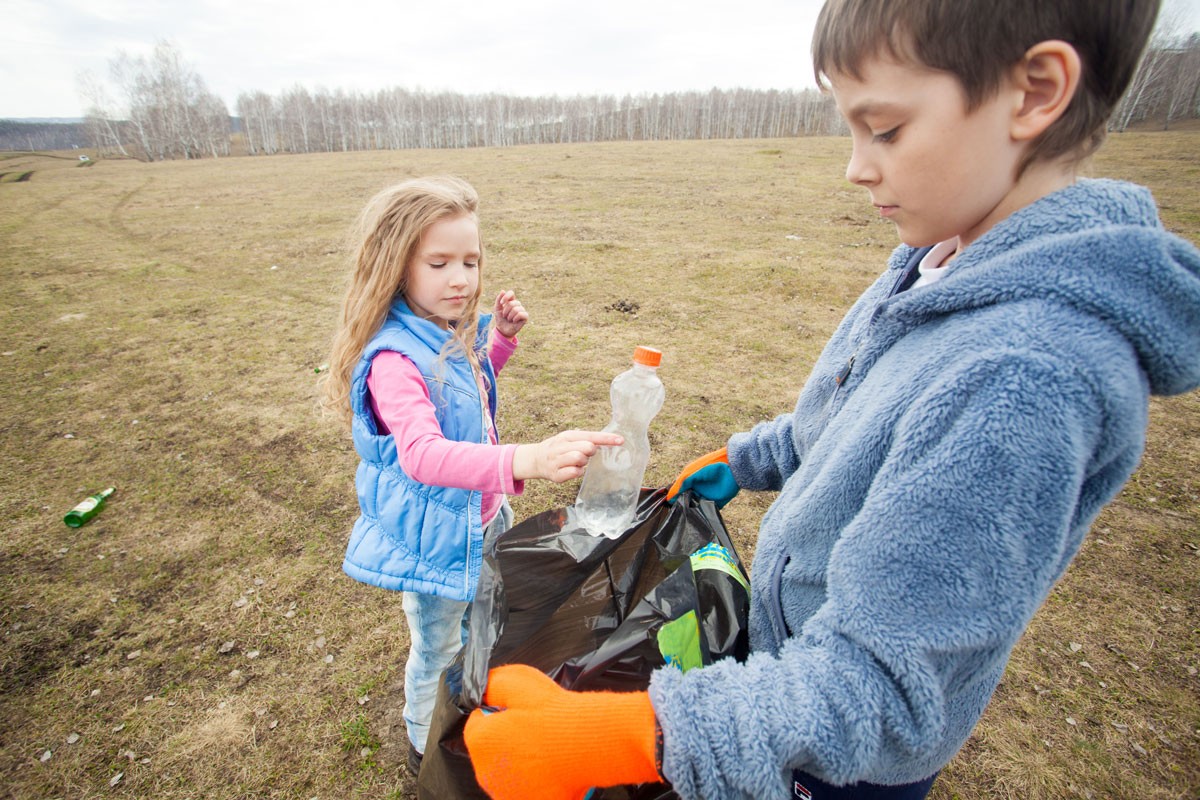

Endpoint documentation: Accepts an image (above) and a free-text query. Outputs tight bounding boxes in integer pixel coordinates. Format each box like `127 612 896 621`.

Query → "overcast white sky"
4 0 1198 120
1 0 829 119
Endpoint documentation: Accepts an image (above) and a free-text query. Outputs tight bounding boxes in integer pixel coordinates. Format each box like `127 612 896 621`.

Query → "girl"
323 175 620 772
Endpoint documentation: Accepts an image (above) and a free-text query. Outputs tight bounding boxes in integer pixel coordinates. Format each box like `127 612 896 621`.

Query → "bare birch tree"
107 41 229 161
76 70 130 157
1113 0 1200 131
1161 33 1200 129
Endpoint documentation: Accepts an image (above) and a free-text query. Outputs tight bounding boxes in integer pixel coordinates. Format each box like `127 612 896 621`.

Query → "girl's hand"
493 290 529 339
512 431 624 483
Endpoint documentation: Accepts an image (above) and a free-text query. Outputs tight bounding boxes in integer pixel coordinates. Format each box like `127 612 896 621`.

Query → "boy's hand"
464 664 661 800
667 447 739 508
512 431 624 482
493 290 528 339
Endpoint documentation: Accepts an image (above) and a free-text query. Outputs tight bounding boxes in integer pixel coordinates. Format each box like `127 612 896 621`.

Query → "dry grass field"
1 132 1197 799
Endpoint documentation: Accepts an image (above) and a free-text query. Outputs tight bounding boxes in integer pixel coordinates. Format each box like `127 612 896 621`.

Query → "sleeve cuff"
499 443 525 495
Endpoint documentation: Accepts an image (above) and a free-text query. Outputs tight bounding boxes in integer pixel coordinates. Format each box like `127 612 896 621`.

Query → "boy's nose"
845 147 878 186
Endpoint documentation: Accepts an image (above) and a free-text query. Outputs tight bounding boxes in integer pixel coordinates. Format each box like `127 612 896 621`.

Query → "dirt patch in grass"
0 133 1196 799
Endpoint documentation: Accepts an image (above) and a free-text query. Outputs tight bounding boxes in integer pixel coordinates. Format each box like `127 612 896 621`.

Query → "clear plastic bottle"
574 346 665 538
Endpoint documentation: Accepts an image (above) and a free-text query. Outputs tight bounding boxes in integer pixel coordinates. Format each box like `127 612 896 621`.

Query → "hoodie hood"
886 179 1200 396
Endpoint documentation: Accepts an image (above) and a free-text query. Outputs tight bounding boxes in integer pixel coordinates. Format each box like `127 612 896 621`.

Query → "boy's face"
829 53 1029 250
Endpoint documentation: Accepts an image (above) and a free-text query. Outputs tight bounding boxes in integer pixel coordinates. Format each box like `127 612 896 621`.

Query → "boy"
463 1 1200 798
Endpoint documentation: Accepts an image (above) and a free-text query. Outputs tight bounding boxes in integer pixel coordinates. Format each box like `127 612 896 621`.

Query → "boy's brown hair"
812 0 1162 167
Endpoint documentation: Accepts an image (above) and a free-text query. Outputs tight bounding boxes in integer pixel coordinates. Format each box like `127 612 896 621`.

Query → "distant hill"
0 117 242 153
3 117 85 124
0 119 89 151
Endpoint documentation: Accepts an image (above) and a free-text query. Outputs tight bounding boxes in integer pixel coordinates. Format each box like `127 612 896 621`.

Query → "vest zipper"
465 365 490 596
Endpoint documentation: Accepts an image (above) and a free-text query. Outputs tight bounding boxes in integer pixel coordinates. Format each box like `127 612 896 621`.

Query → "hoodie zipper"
830 353 856 405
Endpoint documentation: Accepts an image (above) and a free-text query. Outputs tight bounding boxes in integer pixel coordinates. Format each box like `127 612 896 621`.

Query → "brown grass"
0 132 1196 799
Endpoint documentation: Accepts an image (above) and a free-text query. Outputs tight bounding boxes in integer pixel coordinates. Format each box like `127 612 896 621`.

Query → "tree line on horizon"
17 30 1200 161
70 42 847 160
234 84 846 155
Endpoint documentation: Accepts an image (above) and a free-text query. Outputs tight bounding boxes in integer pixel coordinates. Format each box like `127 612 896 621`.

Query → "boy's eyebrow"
843 100 905 122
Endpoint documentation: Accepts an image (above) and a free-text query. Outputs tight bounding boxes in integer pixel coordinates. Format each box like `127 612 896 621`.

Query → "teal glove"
667 447 739 509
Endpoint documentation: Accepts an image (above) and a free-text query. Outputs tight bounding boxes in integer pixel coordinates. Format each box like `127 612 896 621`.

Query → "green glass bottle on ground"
64 487 115 528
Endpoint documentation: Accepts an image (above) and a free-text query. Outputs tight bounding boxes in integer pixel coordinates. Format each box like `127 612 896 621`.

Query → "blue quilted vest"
341 298 498 601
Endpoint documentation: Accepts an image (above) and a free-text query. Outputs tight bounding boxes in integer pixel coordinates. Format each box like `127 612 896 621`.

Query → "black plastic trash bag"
416 488 750 800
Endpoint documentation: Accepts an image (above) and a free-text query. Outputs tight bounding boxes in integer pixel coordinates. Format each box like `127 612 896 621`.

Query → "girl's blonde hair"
323 175 487 427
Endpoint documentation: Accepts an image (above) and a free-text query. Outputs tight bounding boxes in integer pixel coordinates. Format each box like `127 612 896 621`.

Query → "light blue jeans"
402 500 512 753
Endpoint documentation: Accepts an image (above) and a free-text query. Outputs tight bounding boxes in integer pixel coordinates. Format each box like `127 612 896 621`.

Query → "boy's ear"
1010 40 1082 142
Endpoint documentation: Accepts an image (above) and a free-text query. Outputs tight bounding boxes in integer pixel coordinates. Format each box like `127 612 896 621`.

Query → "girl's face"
404 213 481 329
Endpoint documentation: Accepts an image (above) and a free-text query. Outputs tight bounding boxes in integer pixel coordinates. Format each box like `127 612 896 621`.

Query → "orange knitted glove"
667 447 739 508
463 664 661 800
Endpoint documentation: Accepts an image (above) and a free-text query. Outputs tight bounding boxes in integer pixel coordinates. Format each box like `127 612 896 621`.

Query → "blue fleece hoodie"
649 179 1200 798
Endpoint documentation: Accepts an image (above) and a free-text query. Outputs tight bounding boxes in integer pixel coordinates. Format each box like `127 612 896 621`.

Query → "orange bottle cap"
633 346 662 367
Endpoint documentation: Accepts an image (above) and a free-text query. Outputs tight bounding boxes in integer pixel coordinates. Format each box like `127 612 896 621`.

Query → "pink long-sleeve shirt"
366 333 523 527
